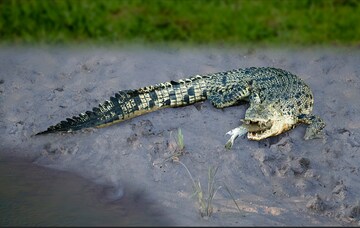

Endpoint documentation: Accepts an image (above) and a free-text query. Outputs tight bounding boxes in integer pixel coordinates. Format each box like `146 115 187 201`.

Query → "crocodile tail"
36 75 210 135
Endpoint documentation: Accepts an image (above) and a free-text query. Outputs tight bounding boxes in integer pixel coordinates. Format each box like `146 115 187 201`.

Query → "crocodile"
36 67 325 149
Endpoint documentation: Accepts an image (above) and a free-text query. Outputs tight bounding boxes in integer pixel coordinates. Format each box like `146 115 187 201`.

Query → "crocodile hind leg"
207 79 251 108
297 114 326 140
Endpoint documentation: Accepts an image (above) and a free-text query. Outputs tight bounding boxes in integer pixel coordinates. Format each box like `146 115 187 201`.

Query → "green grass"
177 128 184 151
1 0 359 45
177 162 221 217
177 162 243 218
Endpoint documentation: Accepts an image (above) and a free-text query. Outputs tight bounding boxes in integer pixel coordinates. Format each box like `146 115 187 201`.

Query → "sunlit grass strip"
1 0 359 45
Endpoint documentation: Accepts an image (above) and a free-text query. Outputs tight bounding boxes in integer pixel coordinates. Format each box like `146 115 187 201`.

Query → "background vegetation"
0 0 359 45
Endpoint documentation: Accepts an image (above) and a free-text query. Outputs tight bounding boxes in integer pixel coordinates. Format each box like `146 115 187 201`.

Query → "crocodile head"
243 103 296 140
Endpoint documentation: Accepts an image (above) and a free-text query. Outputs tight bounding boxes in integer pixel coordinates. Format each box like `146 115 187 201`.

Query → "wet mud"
0 45 359 226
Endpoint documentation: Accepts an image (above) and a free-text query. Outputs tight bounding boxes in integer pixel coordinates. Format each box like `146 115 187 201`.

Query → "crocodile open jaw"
242 119 273 138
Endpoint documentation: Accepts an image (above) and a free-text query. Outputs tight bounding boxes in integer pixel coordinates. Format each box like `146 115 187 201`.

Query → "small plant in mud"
165 128 186 162
194 166 219 217
177 128 184 151
177 161 219 217
153 127 186 167
160 128 242 218
176 162 242 218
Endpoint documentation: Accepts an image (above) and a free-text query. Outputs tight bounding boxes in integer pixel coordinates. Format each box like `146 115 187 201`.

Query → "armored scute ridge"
37 67 325 149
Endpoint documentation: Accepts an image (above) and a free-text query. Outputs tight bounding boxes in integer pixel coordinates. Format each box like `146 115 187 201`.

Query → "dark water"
0 155 172 226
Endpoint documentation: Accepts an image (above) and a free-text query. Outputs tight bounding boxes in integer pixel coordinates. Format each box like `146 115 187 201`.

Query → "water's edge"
0 154 172 226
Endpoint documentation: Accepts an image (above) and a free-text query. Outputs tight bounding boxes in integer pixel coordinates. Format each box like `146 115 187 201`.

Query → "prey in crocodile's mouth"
241 119 273 137
225 119 274 149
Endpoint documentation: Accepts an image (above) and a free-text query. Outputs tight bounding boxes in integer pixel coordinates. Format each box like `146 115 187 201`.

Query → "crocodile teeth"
242 119 272 133
248 128 270 138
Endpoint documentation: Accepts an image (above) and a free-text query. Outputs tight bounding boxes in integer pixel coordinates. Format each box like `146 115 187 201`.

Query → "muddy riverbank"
1 45 359 226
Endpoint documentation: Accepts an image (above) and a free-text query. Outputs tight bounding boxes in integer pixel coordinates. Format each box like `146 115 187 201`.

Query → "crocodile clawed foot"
304 129 325 140
225 126 248 150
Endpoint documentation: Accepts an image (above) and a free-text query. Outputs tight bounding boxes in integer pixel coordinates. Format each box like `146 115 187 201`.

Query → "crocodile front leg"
297 114 326 140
